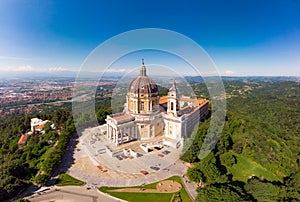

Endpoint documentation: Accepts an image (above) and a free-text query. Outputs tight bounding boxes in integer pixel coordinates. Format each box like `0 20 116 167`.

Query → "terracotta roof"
113 114 133 121
159 96 168 104
196 98 209 106
178 98 208 117
160 96 208 107
180 97 197 103
18 134 28 145
36 124 45 129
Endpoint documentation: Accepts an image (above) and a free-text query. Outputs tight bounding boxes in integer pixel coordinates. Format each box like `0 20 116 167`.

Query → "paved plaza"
79 125 182 175
64 125 198 200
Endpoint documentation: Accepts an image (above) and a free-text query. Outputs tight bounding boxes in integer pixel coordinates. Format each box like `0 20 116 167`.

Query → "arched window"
141 102 144 110
171 102 174 110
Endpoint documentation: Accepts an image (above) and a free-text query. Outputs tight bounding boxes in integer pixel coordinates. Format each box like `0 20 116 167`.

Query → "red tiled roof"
159 96 168 104
180 97 196 102
36 124 45 129
196 98 209 106
18 134 28 145
113 114 133 121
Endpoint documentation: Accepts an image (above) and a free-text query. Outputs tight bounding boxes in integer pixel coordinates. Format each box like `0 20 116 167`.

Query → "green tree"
35 174 50 186
244 177 281 201
196 183 250 202
96 108 112 124
195 154 228 184
220 153 237 167
187 167 205 183
43 121 52 134
14 198 30 202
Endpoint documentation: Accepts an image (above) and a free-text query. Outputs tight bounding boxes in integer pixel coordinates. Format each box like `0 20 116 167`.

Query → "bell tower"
167 80 180 116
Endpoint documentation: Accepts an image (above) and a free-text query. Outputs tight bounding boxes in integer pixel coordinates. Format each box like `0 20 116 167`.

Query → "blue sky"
0 0 299 77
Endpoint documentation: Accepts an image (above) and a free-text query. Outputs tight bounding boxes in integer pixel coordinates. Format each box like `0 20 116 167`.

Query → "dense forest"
182 80 300 201
0 106 75 201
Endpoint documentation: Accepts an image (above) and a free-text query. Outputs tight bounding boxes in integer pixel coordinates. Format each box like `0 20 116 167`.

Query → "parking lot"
77 126 182 177
66 126 198 200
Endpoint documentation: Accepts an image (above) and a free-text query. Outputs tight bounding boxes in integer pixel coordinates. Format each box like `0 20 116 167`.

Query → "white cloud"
15 65 35 71
0 65 36 72
225 70 234 75
0 65 76 73
91 68 128 73
106 68 127 73
48 67 71 72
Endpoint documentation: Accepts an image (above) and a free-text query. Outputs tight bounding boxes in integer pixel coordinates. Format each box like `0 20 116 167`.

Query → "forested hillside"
182 80 300 201
0 98 115 201
0 107 75 201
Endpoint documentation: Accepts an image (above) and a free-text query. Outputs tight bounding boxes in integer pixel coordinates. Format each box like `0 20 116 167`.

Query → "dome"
129 76 158 95
128 59 158 96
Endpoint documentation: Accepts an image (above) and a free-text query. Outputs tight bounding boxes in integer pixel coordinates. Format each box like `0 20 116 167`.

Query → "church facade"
105 60 208 148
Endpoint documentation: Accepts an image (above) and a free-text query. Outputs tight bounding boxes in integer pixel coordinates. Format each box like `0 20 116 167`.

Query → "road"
26 186 124 202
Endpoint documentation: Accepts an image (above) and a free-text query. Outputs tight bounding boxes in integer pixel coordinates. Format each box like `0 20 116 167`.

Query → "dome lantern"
140 58 147 76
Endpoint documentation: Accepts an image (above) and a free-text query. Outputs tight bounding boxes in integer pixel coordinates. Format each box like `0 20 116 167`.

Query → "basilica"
105 60 208 148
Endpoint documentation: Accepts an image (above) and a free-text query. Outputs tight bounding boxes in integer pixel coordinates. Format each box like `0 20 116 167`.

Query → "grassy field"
56 173 85 186
228 152 282 182
99 176 192 202
106 192 173 202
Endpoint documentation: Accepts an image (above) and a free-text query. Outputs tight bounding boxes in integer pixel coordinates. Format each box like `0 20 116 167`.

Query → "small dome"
128 59 158 96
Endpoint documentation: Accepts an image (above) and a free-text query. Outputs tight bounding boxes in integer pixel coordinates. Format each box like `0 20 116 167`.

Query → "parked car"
157 154 164 157
116 156 123 160
150 166 160 171
162 150 170 155
140 170 149 175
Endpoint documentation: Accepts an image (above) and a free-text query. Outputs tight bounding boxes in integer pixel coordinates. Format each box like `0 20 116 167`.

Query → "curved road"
26 186 125 202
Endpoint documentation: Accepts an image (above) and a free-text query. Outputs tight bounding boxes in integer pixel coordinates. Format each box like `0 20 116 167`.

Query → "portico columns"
132 126 135 139
110 126 113 140
135 126 138 139
130 126 133 140
121 130 123 144
107 124 109 139
115 128 118 145
113 128 116 143
148 125 151 138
